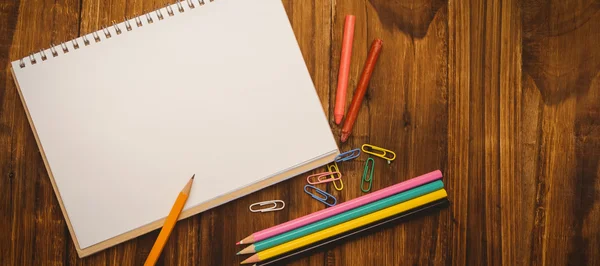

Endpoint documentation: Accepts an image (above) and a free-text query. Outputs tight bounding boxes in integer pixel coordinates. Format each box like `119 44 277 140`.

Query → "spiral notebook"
10 0 339 257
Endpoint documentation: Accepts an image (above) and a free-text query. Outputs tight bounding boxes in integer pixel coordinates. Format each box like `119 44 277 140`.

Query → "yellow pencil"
241 189 447 264
144 175 195 266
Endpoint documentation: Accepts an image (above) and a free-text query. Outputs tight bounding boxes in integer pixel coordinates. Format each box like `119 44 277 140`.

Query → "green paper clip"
361 157 375 192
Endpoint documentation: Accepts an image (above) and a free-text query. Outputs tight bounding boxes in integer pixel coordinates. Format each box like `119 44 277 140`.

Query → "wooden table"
1 0 599 265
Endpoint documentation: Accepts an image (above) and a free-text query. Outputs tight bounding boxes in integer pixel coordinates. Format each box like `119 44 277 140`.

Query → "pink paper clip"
318 171 342 183
307 171 342 185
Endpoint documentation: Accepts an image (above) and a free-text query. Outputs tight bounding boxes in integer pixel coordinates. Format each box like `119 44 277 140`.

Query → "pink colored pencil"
237 170 442 244
334 15 356 125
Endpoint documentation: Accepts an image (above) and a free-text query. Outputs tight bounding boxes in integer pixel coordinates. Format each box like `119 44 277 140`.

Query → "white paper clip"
249 200 285 213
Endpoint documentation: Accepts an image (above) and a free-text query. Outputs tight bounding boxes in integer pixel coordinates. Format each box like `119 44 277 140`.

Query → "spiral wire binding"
102 27 112 38
135 16 143 27
166 4 175 16
112 21 122 35
176 1 185 13
29 55 36 65
82 35 90 46
17 0 215 68
145 13 154 24
187 0 195 9
50 45 58 57
124 18 132 31
92 31 101 42
60 43 69 53
39 49 47 61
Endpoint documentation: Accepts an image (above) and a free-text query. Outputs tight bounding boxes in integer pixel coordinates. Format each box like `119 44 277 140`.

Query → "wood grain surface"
1 0 599 265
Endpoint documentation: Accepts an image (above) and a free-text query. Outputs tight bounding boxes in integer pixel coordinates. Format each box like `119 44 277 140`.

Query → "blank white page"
12 0 337 249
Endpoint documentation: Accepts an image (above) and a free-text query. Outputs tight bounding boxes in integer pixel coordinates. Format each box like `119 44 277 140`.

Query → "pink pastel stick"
334 15 356 125
243 170 442 243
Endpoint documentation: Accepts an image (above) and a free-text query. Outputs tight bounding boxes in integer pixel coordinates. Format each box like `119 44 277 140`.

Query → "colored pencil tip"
241 255 260 264
238 245 255 254
236 251 241 255
236 241 240 245
191 174 195 179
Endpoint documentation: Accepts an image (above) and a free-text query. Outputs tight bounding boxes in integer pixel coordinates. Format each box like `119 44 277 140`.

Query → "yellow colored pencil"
144 175 195 266
241 189 447 264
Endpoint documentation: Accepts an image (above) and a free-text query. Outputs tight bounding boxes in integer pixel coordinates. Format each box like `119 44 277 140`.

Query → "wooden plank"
481 0 502 265
0 0 20 265
366 0 449 265
446 0 471 264
521 1 600 265
498 0 524 265
448 1 526 265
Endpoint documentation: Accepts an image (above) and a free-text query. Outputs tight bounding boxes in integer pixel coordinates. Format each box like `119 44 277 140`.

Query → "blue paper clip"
304 185 337 207
334 148 361 162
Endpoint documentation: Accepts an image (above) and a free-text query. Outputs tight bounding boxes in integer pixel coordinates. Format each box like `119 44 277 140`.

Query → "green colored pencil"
237 180 444 254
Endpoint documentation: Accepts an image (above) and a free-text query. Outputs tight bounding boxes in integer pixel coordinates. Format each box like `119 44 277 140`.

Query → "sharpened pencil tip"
236 241 240 245
191 174 195 179
236 251 241 255
238 245 255 254
241 254 259 264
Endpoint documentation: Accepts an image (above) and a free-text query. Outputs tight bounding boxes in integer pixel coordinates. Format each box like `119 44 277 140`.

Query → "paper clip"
249 200 285 213
327 163 344 191
307 171 342 185
361 158 375 192
361 144 396 164
304 185 337 207
334 148 361 162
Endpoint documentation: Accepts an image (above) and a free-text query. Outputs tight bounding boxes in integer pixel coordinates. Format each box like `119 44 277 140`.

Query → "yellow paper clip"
327 162 344 191
361 144 396 164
